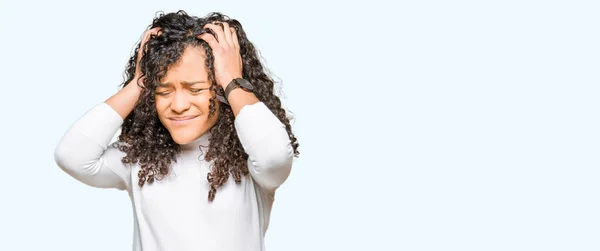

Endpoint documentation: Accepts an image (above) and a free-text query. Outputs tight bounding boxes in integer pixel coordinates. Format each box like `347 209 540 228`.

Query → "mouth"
168 115 200 124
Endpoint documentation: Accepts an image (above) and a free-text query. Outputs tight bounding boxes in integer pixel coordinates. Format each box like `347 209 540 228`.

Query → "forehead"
160 46 208 84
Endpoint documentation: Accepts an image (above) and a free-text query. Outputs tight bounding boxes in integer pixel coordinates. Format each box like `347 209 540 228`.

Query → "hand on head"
197 21 243 89
134 27 162 85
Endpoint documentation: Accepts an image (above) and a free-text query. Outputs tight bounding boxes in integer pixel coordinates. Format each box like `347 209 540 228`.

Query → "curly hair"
117 10 299 201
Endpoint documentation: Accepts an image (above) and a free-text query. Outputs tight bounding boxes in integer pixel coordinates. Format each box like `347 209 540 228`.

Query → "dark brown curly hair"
117 11 299 201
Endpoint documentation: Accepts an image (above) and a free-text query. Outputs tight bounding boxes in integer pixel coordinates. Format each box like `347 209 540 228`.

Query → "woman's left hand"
198 22 243 89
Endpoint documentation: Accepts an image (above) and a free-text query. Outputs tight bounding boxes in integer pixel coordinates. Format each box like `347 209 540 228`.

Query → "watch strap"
218 78 255 105
224 79 240 100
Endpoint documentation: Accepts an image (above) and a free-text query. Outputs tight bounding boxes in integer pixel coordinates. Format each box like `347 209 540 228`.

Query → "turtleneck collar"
180 132 211 151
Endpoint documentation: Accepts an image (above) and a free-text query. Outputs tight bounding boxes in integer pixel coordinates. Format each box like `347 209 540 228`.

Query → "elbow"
249 139 294 190
54 142 78 175
54 142 69 171
53 141 107 188
53 140 94 178
255 145 293 173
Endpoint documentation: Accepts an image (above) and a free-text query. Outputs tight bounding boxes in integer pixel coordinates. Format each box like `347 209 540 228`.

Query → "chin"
160 116 217 145
171 134 199 145
168 126 211 145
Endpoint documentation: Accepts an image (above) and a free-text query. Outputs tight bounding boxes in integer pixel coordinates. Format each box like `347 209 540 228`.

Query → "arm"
55 27 160 190
216 78 294 191
106 78 144 120
55 78 141 190
54 102 131 190
220 80 293 190
55 52 141 190
199 22 294 190
235 102 294 190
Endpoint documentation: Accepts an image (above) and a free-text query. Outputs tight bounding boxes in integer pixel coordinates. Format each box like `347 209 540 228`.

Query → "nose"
170 91 191 114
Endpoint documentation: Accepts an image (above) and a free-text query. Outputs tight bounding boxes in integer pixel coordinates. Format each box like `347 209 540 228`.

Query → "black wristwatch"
217 78 254 105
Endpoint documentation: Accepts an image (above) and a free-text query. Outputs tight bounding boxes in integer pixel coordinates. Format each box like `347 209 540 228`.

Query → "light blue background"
0 0 598 250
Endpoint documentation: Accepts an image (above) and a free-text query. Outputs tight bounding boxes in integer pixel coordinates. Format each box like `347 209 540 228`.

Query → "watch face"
236 78 254 90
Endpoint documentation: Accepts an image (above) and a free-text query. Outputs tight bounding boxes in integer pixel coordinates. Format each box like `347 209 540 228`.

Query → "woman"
54 11 299 251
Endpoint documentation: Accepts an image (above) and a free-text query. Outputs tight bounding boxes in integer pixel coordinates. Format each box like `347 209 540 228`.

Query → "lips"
169 115 199 121
168 115 200 125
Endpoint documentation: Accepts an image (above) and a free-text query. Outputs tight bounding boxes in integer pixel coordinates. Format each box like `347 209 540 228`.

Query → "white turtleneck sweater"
54 101 294 251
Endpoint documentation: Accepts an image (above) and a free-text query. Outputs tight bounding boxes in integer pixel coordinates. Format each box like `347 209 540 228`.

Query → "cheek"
155 98 167 115
195 91 222 114
194 93 213 114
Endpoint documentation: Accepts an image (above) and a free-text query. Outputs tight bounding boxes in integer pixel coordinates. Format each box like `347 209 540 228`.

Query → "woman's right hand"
106 27 161 120
134 27 162 83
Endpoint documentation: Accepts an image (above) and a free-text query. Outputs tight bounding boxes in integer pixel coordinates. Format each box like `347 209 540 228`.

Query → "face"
155 46 219 145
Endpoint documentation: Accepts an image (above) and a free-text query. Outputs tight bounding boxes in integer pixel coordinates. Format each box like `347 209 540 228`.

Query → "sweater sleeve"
234 102 294 191
54 102 131 191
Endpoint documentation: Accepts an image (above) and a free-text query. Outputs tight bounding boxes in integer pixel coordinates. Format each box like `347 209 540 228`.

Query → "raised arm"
54 103 130 190
199 22 294 191
54 28 161 191
234 102 294 190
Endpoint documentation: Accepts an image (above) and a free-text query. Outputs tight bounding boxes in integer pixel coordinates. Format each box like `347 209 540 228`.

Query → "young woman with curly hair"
54 10 299 251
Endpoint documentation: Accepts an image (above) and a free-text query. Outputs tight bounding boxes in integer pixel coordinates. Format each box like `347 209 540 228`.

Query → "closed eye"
190 88 209 93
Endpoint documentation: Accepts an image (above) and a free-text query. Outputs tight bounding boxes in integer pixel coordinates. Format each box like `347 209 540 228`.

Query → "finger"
204 23 227 48
136 28 160 76
137 31 151 61
142 27 161 44
230 27 240 50
139 27 161 56
197 33 220 50
221 22 234 47
148 27 162 38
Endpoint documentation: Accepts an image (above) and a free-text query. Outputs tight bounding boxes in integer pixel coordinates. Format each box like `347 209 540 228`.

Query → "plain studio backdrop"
0 0 598 250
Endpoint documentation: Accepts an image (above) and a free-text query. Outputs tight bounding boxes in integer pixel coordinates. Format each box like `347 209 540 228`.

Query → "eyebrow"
158 80 208 88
